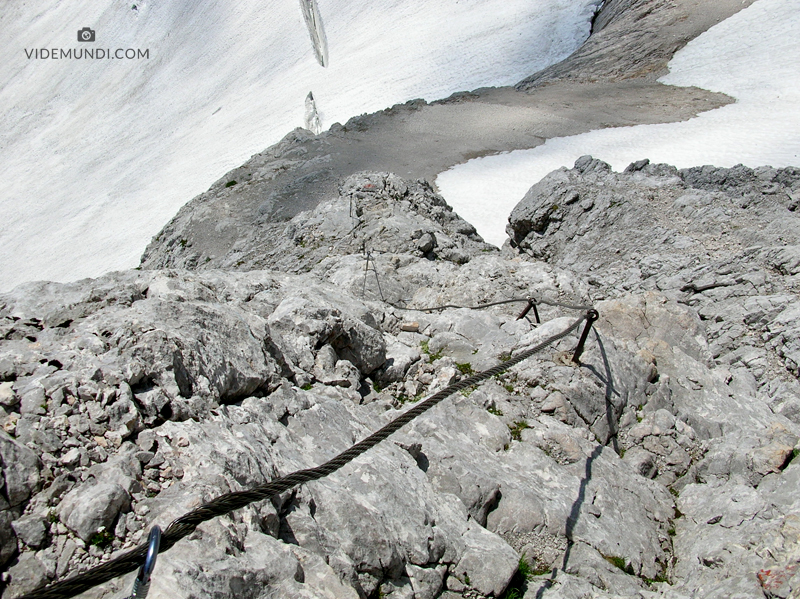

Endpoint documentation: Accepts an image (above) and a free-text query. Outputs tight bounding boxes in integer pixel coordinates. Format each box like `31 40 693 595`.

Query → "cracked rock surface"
1 162 798 599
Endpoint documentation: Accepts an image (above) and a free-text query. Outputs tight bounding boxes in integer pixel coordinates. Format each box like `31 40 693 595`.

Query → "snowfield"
0 0 601 291
437 0 800 248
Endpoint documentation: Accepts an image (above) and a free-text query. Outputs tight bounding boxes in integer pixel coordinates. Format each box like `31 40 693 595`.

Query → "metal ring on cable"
127 526 161 599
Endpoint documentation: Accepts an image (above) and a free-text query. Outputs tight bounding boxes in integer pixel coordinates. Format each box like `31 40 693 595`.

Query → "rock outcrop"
141 171 494 273
132 0 753 283
2 163 799 599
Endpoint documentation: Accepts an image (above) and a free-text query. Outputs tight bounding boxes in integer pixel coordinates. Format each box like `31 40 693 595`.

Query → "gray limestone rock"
0 509 17 567
11 514 47 549
0 430 41 508
0 156 798 599
58 481 130 542
140 171 494 275
3 552 49 599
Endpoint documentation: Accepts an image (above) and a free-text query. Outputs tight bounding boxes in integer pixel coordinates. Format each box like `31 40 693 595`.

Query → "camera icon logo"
77 27 95 42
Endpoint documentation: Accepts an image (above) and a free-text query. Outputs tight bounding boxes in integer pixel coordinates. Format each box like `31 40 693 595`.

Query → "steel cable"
403 296 592 313
18 313 589 599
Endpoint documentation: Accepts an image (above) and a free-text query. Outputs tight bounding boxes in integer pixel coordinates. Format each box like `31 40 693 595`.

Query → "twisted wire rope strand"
19 313 589 599
402 296 592 313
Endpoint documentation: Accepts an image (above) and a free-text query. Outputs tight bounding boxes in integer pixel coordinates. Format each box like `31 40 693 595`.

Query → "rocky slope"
2 161 799 599
136 0 753 272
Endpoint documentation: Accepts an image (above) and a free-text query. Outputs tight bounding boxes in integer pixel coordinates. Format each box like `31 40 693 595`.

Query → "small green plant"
90 529 114 548
604 555 634 575
456 362 474 375
463 573 471 587
667 527 676 537
517 557 532 580
500 558 536 599
669 487 679 498
460 385 477 397
532 566 552 576
487 405 503 416
301 383 313 391
499 352 511 362
420 340 442 361
619 448 626 458
504 383 515 393
372 380 384 393
179 239 188 247
509 420 530 441
224 180 237 188
48 510 59 524
643 573 669 585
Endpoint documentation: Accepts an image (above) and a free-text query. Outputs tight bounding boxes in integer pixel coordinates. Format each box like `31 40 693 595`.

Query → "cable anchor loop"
571 309 599 364
126 526 161 599
516 297 540 323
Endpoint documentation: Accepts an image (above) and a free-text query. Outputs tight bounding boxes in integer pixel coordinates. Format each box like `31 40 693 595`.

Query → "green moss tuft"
508 420 530 441
456 362 474 375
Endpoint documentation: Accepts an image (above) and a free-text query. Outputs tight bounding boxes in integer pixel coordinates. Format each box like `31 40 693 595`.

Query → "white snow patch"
0 0 601 291
437 0 800 248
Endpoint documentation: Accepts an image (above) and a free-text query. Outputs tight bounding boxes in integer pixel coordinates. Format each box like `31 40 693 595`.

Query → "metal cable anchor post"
126 526 161 599
516 298 541 323
571 309 599 364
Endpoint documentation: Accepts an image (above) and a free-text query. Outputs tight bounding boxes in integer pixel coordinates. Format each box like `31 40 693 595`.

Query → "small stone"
5 552 48 597
56 540 76 578
12 514 48 549
417 232 436 253
58 482 131 542
147 453 166 468
114 517 128 539
20 387 47 416
400 322 420 333
136 430 157 452
0 511 16 567
0 381 18 408
540 392 565 413
60 447 81 467
0 430 42 505
104 430 123 448
135 450 154 464
2 412 19 435
47 387 65 411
